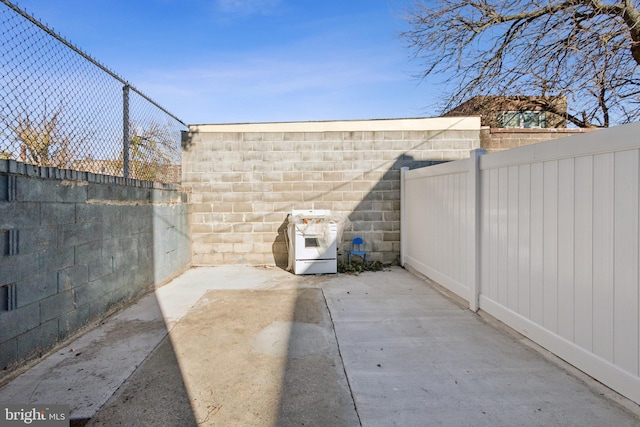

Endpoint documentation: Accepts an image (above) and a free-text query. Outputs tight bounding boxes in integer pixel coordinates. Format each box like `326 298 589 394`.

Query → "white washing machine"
290 209 337 274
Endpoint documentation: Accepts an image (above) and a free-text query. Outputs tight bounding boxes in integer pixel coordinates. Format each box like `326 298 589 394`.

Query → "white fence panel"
401 151 482 308
401 122 640 405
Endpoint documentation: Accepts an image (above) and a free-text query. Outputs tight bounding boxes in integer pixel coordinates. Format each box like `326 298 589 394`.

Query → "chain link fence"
0 0 187 183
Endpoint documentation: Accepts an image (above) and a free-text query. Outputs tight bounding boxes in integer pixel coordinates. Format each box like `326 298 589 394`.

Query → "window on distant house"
498 111 547 128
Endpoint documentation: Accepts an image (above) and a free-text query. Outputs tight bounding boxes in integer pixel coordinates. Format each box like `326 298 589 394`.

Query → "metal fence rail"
0 0 187 183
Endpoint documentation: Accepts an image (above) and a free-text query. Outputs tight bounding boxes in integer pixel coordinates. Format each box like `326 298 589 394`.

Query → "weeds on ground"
337 259 386 274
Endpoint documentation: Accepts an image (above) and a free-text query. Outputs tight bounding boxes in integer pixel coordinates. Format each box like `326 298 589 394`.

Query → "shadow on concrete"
274 287 360 426
71 228 196 427
1 126 458 425
0 270 198 427
268 154 446 424
85 334 198 426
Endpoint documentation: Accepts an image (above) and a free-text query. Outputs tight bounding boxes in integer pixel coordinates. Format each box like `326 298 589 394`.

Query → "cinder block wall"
481 127 595 152
0 160 190 371
183 117 480 267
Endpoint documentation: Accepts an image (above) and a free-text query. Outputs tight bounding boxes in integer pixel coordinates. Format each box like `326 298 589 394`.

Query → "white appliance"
289 209 337 275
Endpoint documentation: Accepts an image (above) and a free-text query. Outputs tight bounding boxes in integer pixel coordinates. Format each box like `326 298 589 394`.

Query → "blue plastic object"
348 237 367 264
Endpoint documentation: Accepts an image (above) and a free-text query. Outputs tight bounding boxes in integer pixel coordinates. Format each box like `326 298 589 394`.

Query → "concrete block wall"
481 127 595 152
183 117 480 267
0 160 190 371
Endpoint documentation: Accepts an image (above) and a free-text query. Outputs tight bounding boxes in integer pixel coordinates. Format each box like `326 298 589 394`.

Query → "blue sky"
15 0 442 125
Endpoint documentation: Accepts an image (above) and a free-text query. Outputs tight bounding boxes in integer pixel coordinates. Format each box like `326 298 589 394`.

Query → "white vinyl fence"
401 122 640 405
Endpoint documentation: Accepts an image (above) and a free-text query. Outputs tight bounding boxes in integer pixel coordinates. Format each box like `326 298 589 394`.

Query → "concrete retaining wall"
0 160 190 371
183 117 481 266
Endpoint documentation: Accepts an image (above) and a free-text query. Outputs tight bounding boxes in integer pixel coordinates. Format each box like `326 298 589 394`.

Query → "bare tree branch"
402 0 640 127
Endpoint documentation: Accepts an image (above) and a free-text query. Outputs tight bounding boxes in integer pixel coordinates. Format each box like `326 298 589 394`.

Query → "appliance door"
294 230 336 260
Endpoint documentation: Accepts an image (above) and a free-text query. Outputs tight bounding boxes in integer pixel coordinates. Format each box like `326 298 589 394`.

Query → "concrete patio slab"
0 292 168 420
322 271 640 426
0 266 638 426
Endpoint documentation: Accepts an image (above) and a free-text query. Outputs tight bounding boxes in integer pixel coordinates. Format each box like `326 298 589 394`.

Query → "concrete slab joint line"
321 287 363 427
1 266 638 426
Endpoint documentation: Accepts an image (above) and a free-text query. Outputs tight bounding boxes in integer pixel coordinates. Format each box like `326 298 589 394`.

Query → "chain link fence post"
122 84 130 179
0 0 187 183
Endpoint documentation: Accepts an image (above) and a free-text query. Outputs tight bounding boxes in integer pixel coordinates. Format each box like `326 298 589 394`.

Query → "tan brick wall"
481 127 595 152
183 118 480 267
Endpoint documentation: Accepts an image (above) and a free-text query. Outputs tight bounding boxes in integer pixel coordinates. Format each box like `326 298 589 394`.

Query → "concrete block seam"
8 176 17 201
8 229 18 256
4 283 17 311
